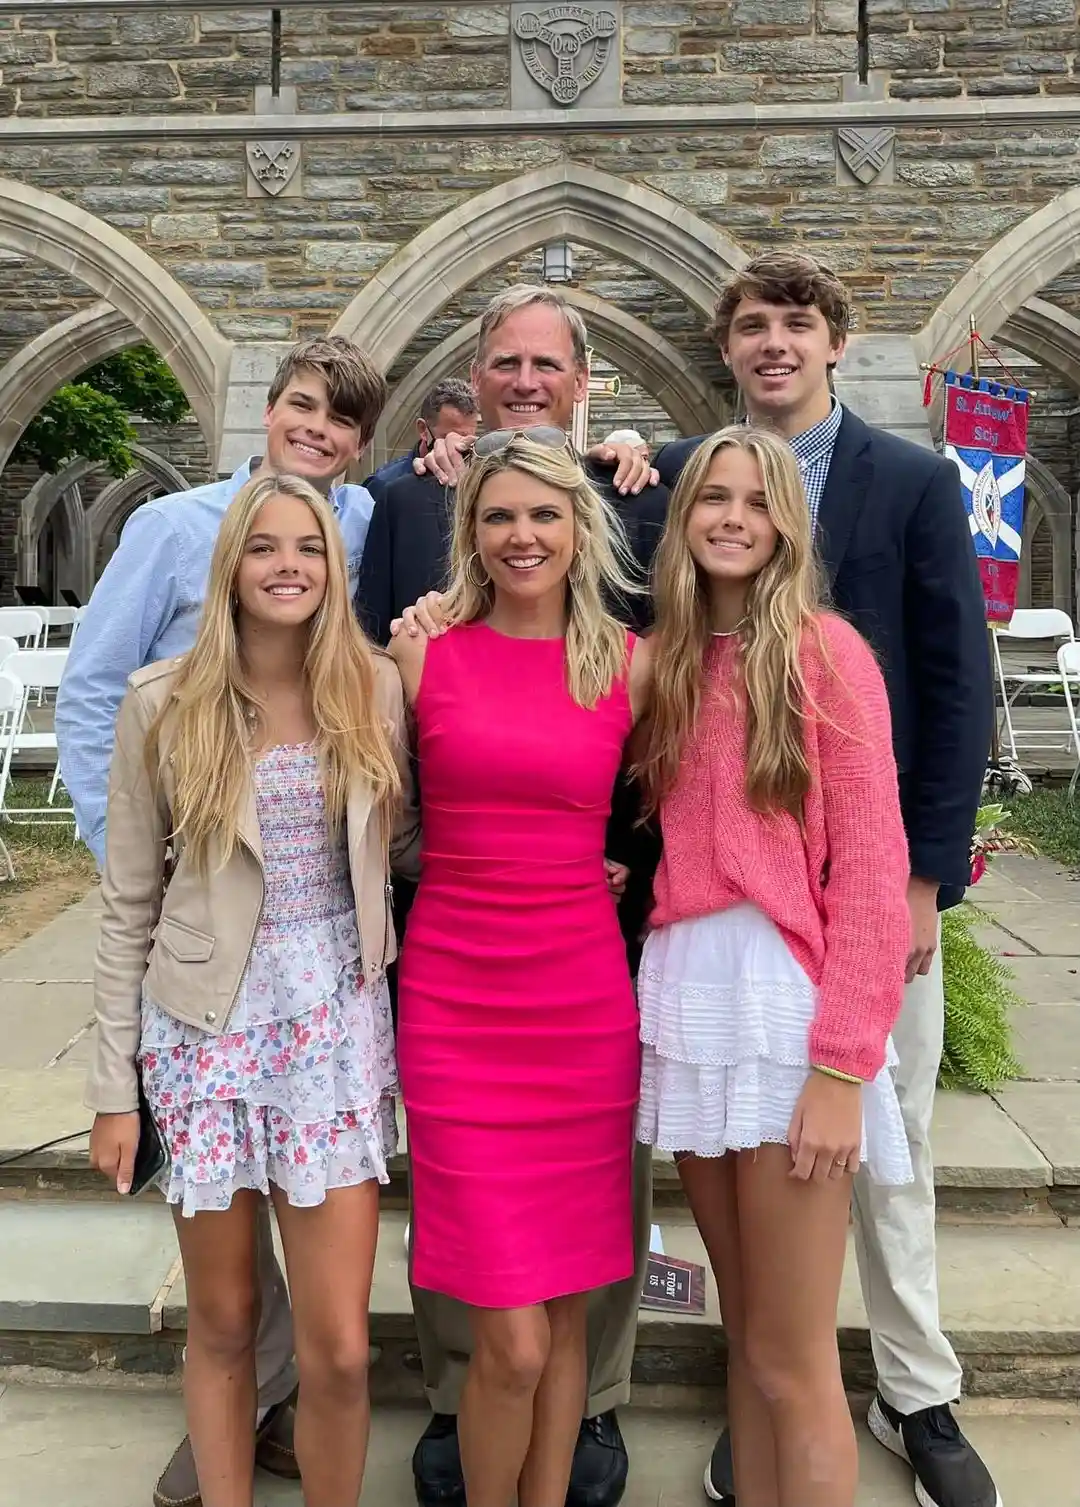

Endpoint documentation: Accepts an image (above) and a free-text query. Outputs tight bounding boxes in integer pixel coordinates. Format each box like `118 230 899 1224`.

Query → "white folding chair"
991 608 1077 762
38 605 80 648
1057 641 1080 799
0 648 74 826
0 635 19 669
0 670 20 878
0 607 45 649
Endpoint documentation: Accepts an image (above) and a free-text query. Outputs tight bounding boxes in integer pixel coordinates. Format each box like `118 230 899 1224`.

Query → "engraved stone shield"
245 140 300 197
836 126 896 186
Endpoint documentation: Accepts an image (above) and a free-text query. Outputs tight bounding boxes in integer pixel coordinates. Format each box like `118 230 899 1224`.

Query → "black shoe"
412 1413 465 1507
868 1394 1002 1507
566 1411 629 1507
702 1427 736 1503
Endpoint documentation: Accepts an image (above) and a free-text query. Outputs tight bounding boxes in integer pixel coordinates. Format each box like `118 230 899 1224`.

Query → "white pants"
851 930 964 1413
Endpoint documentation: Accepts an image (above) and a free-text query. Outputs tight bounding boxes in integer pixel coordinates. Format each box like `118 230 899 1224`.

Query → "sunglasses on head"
471 426 571 458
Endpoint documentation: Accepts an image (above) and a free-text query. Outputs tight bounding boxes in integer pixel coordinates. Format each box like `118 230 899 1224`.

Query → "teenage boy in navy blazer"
654 252 999 1507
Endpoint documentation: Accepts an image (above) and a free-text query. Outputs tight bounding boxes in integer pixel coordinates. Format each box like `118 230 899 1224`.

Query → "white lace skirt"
636 904 913 1185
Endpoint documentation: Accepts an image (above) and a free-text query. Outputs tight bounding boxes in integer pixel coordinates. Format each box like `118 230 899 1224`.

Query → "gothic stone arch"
0 179 230 470
918 187 1080 368
1020 455 1073 617
1000 298 1080 395
0 303 136 478
330 161 747 370
20 446 190 594
375 287 724 463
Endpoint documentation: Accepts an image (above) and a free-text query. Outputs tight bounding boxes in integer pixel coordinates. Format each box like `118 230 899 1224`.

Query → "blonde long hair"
636 426 827 818
440 436 640 708
146 472 400 870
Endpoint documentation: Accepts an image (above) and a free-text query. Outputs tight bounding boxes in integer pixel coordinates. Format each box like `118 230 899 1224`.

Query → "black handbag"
128 1072 167 1197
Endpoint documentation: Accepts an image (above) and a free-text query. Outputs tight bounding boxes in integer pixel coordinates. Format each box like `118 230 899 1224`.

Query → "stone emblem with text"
512 4 618 106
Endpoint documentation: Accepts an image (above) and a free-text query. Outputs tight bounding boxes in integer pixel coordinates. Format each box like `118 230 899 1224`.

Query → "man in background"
363 376 478 505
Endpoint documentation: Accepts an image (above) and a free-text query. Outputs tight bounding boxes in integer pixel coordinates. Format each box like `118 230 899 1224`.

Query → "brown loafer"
152 1435 200 1507
255 1394 301 1481
151 1393 300 1505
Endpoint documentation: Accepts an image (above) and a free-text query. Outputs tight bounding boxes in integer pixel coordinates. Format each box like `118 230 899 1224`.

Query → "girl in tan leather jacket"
87 472 418 1507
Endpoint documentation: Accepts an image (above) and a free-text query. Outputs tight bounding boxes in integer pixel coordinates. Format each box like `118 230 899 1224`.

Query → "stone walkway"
1 1387 1077 1507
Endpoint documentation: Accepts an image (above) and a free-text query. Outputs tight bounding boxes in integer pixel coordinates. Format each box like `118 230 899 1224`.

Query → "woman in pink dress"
391 429 652 1507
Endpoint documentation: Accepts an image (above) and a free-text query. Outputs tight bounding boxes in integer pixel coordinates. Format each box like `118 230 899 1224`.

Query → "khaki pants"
412 1140 655 1416
852 930 964 1413
253 1202 300 1408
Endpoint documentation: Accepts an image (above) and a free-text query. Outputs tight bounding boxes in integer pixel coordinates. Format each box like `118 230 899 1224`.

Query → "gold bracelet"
812 1063 865 1085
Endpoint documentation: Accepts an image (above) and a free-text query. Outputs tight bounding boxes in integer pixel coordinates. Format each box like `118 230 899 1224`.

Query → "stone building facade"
0 1 1077 613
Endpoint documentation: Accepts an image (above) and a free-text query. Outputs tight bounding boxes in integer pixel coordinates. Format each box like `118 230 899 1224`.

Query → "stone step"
1 1063 1071 1218
3 1385 1078 1507
1 1201 1077 1402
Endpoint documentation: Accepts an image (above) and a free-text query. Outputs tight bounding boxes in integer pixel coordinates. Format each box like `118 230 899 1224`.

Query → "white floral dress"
138 743 398 1218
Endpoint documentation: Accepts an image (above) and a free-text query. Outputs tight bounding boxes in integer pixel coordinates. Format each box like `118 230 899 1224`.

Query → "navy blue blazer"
362 446 420 507
654 410 993 905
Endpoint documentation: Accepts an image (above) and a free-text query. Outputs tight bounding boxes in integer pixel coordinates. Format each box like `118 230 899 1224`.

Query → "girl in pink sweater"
634 426 912 1507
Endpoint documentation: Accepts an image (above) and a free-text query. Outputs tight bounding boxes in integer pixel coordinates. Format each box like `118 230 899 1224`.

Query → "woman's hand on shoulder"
628 633 655 724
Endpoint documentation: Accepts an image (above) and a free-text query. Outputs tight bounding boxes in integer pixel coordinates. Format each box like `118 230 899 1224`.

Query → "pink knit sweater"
650 612 911 1082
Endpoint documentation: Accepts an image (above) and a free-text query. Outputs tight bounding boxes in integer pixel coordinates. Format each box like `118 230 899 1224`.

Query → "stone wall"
1 2 1076 118
586 360 685 451
3 123 1080 346
0 253 100 367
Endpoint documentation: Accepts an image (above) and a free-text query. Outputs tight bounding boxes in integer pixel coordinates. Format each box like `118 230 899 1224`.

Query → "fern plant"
939 904 1023 1092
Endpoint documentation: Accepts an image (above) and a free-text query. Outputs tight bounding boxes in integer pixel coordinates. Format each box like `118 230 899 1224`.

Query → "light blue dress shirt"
55 459 375 867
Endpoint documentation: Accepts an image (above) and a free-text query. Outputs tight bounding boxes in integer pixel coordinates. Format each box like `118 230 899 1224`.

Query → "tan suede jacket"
86 653 420 1115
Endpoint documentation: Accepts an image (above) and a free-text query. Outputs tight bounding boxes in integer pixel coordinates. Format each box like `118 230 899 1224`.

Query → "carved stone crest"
245 140 300 197
513 4 617 106
836 126 896 186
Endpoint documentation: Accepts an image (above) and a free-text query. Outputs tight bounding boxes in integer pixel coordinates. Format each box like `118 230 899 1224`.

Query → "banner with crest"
942 373 1030 623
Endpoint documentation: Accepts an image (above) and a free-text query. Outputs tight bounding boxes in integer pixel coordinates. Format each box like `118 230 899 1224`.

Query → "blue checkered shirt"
789 397 843 534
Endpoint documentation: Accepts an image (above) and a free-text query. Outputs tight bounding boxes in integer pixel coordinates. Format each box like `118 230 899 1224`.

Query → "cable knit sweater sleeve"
806 614 911 1081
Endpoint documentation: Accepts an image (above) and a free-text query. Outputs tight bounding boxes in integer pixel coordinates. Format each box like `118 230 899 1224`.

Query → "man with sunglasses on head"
357 284 667 1507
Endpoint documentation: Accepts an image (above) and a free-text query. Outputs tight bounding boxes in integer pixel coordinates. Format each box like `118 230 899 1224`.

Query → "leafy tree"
12 343 191 479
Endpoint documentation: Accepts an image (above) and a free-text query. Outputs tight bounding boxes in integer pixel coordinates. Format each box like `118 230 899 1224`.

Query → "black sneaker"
566 1410 629 1507
412 1413 465 1507
868 1394 1002 1507
702 1427 736 1503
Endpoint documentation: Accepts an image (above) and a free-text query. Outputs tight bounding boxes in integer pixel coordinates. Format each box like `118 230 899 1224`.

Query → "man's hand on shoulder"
586 439 658 496
413 433 472 487
390 590 447 641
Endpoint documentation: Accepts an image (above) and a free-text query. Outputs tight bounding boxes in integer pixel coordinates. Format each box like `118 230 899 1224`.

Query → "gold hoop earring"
465 552 489 589
569 554 586 586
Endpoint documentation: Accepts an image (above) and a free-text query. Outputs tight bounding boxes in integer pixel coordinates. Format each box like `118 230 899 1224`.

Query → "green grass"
0 777 97 938
1007 787 1080 870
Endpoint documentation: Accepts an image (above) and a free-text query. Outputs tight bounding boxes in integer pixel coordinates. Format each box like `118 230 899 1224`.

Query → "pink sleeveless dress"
398 621 640 1308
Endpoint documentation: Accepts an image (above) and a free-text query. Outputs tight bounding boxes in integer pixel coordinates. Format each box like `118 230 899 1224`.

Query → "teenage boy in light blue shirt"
57 335 386 868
